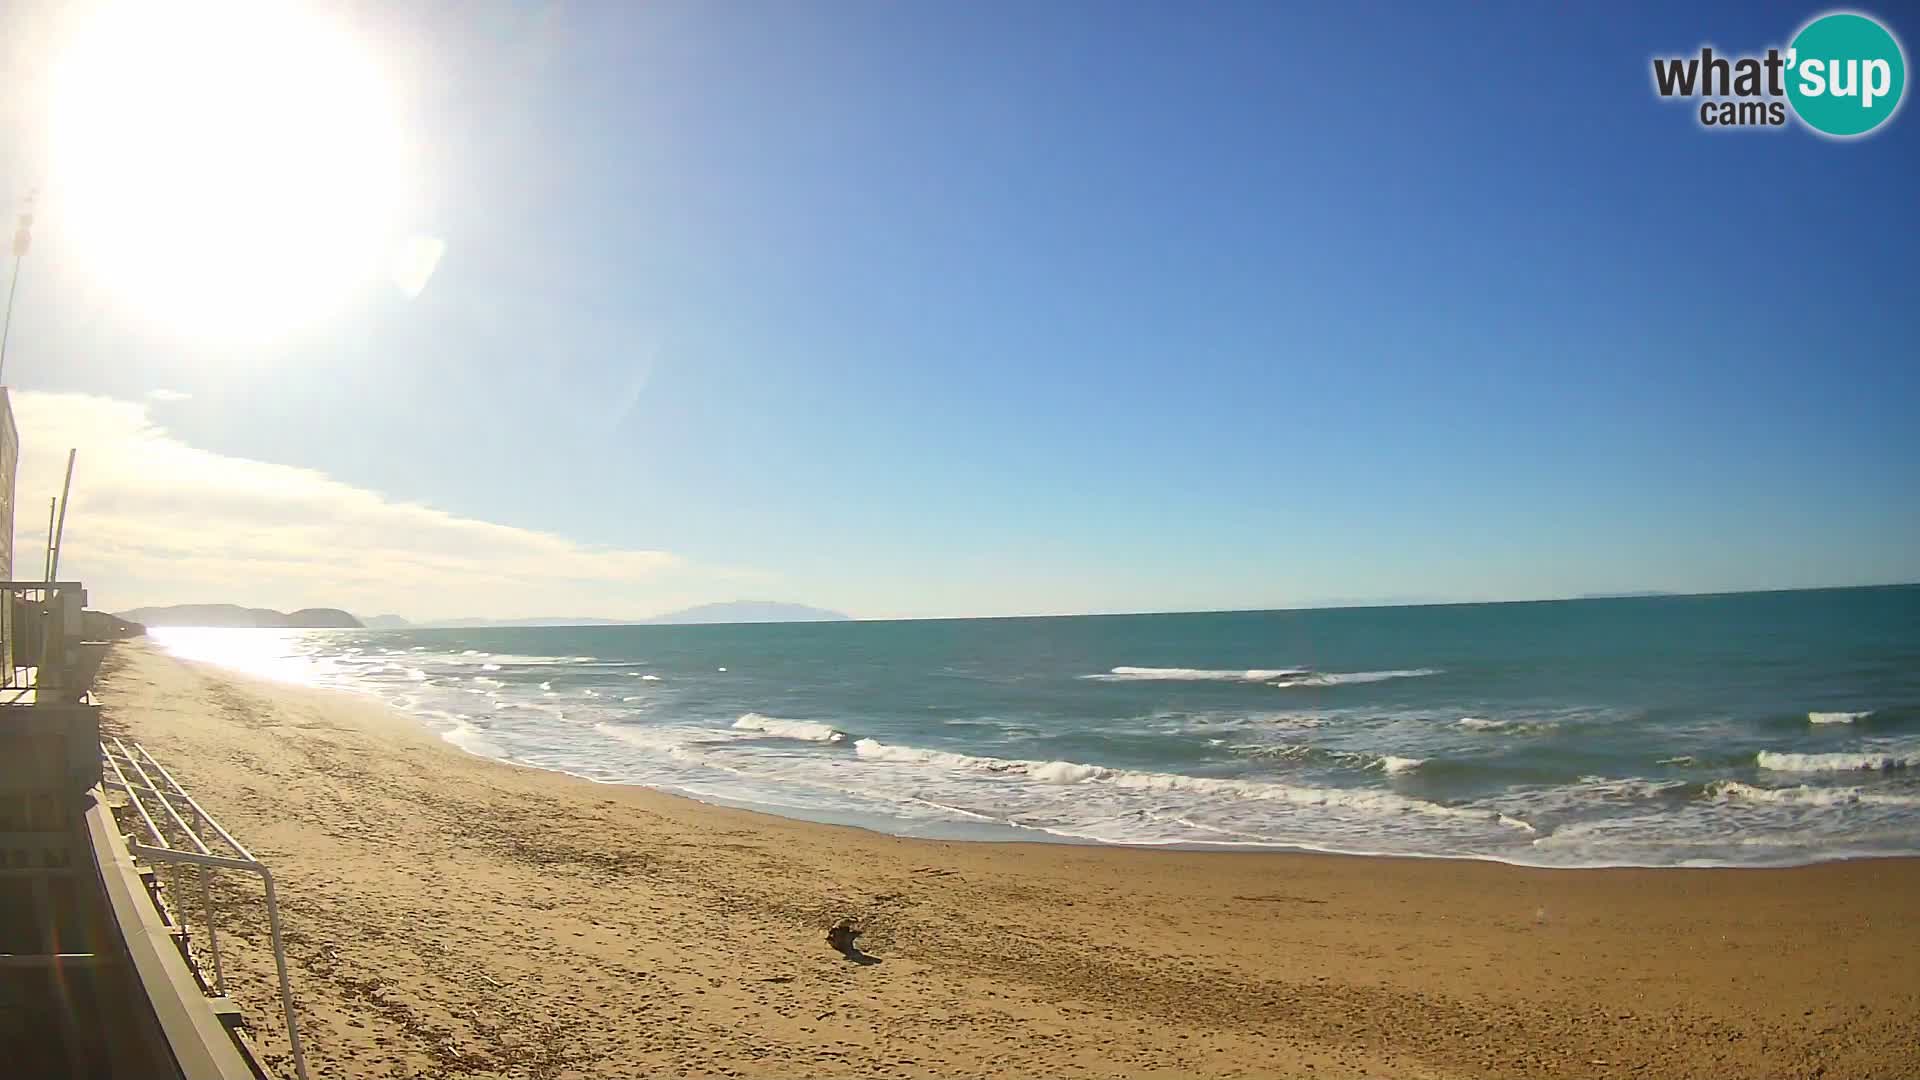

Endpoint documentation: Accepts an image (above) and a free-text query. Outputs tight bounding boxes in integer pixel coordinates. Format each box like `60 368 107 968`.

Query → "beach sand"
93 641 1919 1079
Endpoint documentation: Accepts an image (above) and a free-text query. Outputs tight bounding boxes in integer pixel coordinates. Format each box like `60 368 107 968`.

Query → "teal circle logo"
1787 12 1906 137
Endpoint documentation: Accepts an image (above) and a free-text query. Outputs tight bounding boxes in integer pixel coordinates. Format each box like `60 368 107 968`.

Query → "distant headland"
117 605 364 629
114 601 852 629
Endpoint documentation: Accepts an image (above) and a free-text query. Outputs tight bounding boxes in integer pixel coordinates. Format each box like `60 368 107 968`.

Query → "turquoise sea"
151 585 1920 867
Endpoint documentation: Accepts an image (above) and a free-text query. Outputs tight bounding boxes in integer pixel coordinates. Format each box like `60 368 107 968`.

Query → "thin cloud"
146 388 191 402
9 392 756 618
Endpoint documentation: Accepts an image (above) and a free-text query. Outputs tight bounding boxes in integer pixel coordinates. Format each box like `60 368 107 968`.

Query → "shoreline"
226 657 1913 873
95 640 1920 1079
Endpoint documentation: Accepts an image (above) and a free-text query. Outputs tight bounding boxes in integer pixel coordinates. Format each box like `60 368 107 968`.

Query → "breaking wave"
850 738 1524 827
1808 711 1871 725
732 713 850 743
1756 746 1920 773
1088 666 1438 686
1708 780 1920 807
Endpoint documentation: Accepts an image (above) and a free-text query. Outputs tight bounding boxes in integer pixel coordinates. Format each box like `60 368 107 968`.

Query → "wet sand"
94 641 1920 1079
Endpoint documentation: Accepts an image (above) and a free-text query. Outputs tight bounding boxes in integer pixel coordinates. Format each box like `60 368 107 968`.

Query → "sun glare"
48 1 413 340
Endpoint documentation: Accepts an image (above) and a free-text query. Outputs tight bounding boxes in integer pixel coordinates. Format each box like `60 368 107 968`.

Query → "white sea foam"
1708 781 1920 808
1575 777 1691 801
1757 748 1920 773
1374 755 1427 775
1088 666 1437 685
592 722 713 763
1455 715 1556 734
1808 711 1871 725
732 713 849 743
441 718 505 758
850 738 1526 828
444 652 592 667
1283 669 1440 686
539 681 552 691
1028 760 1109 784
640 674 662 681
1093 666 1309 682
472 676 503 688
1245 714 1329 732
1228 743 1315 761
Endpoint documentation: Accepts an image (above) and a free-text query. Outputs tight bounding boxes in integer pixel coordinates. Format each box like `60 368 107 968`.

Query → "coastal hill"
117 604 363 629
116 601 849 630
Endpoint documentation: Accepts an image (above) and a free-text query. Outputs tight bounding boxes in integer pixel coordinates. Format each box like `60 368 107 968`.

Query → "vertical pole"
0 252 21 384
260 872 311 1080
48 449 74 581
1 198 31 385
42 497 55 581
199 866 226 996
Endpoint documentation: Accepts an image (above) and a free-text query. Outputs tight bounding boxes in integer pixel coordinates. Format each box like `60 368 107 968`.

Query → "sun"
48 1 413 341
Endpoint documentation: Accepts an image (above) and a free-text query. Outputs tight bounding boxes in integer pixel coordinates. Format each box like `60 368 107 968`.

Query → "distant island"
382 616 636 629
643 601 850 625
117 604 364 629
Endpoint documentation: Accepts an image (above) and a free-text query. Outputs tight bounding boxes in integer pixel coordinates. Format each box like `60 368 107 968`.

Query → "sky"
0 0 1914 621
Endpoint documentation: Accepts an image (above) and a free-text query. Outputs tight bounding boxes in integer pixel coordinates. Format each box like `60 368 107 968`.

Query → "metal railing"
100 737 310 1080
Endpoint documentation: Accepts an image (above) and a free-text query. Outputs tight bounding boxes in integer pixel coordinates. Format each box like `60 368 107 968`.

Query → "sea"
147 585 1920 869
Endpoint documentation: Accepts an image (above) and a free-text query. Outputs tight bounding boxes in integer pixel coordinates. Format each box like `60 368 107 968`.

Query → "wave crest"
732 713 849 743
1087 666 1438 686
1708 780 1920 807
850 739 1523 827
1756 747 1919 773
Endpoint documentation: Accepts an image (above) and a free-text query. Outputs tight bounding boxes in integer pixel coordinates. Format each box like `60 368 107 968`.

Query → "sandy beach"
93 641 1920 1080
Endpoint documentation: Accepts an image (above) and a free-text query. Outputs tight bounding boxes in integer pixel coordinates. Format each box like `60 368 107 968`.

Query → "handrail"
108 741 226 996
101 737 310 1080
86 794 260 1080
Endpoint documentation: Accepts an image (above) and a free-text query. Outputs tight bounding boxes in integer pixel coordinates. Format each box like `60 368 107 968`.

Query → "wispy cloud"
145 388 192 402
9 392 761 619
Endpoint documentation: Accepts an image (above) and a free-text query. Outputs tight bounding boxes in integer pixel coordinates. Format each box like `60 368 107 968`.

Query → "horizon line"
127 580 1912 630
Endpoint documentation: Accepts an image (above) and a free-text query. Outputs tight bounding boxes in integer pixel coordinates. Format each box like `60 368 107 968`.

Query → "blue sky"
0 1 1915 619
